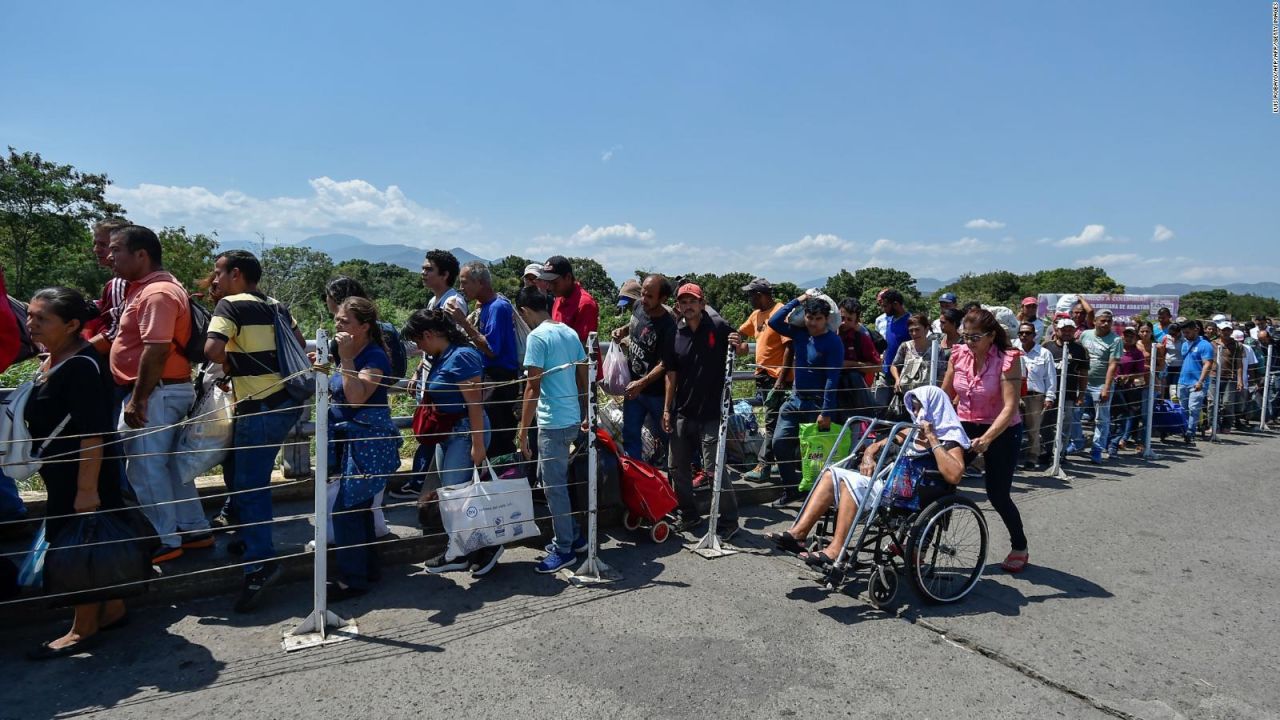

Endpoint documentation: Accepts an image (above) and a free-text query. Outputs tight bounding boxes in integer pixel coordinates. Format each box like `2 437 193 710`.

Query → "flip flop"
765 531 805 554
799 550 833 568
1001 551 1029 573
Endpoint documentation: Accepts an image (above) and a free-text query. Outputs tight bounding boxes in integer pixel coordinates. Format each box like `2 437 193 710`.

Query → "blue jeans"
622 393 667 464
772 395 822 490
438 415 491 488
0 467 27 520
1079 383 1113 454
537 424 580 555
227 398 304 573
121 383 208 548
1178 384 1206 436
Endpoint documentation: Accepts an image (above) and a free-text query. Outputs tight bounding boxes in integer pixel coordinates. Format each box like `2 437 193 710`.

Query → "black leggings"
963 421 1026 552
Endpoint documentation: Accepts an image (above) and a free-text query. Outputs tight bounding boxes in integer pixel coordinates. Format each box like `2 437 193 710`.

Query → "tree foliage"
934 266 1124 309
0 147 124 298
824 267 924 313
159 226 219 292
1178 290 1280 321
260 245 335 335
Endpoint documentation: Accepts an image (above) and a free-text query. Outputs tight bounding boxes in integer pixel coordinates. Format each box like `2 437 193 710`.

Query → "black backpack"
866 326 888 354
177 297 212 365
6 296 38 364
380 321 408 380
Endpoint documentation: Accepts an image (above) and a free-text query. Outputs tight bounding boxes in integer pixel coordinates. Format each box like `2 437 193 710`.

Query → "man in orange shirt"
108 225 210 564
730 278 793 484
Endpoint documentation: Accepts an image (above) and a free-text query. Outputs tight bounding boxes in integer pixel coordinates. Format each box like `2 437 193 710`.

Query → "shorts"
828 466 886 508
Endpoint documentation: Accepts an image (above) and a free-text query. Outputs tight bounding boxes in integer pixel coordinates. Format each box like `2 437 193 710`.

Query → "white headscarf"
904 385 971 449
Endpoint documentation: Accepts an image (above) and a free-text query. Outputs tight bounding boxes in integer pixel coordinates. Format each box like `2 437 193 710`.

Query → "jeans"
1079 383 1113 455
226 397 304 572
121 383 208 548
537 424 580 555
771 395 821 490
1112 387 1147 446
0 467 27 520
1217 379 1242 428
754 373 788 464
1178 384 1206 436
963 421 1026 551
1020 393 1046 461
438 415 491 487
333 484 377 590
622 393 667 465
667 415 738 529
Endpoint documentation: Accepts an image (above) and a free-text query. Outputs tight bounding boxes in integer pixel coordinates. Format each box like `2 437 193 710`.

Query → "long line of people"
2 221 1278 661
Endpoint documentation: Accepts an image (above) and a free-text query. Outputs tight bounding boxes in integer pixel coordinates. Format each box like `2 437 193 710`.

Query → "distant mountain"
1126 282 1280 300
289 234 488 271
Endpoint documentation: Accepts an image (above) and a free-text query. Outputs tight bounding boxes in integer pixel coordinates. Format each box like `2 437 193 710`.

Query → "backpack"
177 297 213 365
270 301 315 402
0 355 96 482
6 296 38 365
378 321 408 380
866 326 888 354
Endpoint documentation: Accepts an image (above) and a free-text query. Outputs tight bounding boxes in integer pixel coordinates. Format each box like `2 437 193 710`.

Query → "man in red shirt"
538 256 599 343
82 218 131 354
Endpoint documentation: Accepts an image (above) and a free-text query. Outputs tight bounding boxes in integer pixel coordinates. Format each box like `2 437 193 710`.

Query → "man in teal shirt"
1078 309 1121 463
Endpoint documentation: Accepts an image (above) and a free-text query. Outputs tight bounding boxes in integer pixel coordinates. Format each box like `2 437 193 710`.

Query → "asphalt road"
5 431 1278 720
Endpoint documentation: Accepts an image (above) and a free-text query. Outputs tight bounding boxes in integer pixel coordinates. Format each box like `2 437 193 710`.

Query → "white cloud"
1073 253 1142 267
868 236 991 256
1151 224 1175 243
107 177 468 245
1178 265 1239 282
526 223 683 276
965 218 1006 230
601 145 622 163
773 233 856 256
1055 224 1111 247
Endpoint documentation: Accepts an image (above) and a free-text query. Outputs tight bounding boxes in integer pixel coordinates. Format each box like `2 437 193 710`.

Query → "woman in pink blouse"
942 308 1029 573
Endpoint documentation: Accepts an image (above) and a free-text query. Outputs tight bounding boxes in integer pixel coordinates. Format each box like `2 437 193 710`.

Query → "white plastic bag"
173 367 234 485
787 290 841 335
437 462 539 560
601 341 630 396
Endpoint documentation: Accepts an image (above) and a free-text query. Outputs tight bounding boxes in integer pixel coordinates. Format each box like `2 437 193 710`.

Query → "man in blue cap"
932 292 958 334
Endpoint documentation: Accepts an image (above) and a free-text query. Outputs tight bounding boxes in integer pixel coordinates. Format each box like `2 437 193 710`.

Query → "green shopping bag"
799 423 853 492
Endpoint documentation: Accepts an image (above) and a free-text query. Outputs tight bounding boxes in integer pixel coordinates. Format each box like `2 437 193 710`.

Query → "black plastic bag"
44 509 159 604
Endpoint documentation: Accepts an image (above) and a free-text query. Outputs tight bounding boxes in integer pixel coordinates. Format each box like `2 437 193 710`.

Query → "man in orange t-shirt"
108 225 210 564
729 278 793 483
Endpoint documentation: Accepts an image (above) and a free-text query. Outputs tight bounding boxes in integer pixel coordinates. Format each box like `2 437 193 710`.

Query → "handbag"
437 462 540 560
412 402 465 446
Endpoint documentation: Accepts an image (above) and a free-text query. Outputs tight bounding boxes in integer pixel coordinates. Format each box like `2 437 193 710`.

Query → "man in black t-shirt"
661 283 739 537
610 274 675 463
1042 318 1091 456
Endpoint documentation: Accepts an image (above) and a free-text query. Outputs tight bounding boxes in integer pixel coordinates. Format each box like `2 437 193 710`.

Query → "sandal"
1001 551 1029 573
765 531 805 554
799 550 833 567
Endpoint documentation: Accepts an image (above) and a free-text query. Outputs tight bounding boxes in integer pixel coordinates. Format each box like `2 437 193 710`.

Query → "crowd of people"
1 219 1277 660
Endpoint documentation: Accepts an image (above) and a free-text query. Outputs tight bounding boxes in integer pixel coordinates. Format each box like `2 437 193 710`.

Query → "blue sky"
3 2 1276 285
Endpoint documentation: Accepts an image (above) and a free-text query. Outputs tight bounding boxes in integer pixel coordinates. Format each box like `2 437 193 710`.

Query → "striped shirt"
207 291 296 402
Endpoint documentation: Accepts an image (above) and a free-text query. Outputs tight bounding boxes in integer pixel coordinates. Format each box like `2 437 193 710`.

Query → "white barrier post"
571 332 620 584
285 329 356 651
692 344 738 558
1210 344 1223 443
1261 344 1274 431
927 335 941 386
1141 353 1159 460
1046 355 1071 481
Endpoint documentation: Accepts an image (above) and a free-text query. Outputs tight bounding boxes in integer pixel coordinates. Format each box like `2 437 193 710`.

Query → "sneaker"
180 532 215 550
534 550 576 574
1090 448 1103 464
691 470 709 490
1064 442 1083 454
152 545 183 564
769 489 798 508
671 513 701 534
234 562 282 613
424 551 469 574
741 464 767 481
387 481 423 501
209 512 234 533
468 546 504 577
571 532 589 555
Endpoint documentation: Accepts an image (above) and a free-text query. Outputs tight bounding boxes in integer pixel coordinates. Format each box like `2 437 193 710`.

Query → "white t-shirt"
428 287 466 315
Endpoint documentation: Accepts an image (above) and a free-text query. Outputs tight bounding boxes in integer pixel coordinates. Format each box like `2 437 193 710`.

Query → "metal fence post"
693 345 738 558
1141 352 1159 460
927 335 941 386
1210 344 1223 443
284 328 356 651
1046 354 1071 481
1261 344 1274 431
571 332 620 584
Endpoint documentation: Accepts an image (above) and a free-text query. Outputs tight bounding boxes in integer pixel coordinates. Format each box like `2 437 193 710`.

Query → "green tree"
934 266 1124 309
332 259 424 310
1178 290 1280 320
489 254 535 298
936 270 1023 307
568 257 617 309
824 267 923 313
159 226 219 291
260 245 335 336
0 147 124 298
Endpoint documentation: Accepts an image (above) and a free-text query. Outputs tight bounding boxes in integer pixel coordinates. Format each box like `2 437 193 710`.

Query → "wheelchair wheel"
907 495 988 604
867 564 899 610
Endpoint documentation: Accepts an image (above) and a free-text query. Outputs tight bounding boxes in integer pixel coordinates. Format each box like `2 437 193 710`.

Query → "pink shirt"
950 343 1021 425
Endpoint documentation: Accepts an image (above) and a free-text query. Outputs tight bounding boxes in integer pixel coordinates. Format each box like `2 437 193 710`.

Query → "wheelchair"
792 416 988 609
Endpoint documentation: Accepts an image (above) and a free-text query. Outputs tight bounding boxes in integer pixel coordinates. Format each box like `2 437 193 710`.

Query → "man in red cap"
1018 296 1044 341
662 283 739 538
538 255 598 343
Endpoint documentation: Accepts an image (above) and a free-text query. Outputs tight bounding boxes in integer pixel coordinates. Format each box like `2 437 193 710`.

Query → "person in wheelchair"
766 385 969 566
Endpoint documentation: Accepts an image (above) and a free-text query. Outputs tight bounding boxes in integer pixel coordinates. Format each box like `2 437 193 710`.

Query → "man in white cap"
522 263 548 292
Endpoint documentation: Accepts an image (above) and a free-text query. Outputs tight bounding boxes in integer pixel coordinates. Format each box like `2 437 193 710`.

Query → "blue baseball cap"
938 292 958 304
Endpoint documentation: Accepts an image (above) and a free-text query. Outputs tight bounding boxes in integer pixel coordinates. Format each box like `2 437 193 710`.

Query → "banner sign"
1036 294 1180 327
